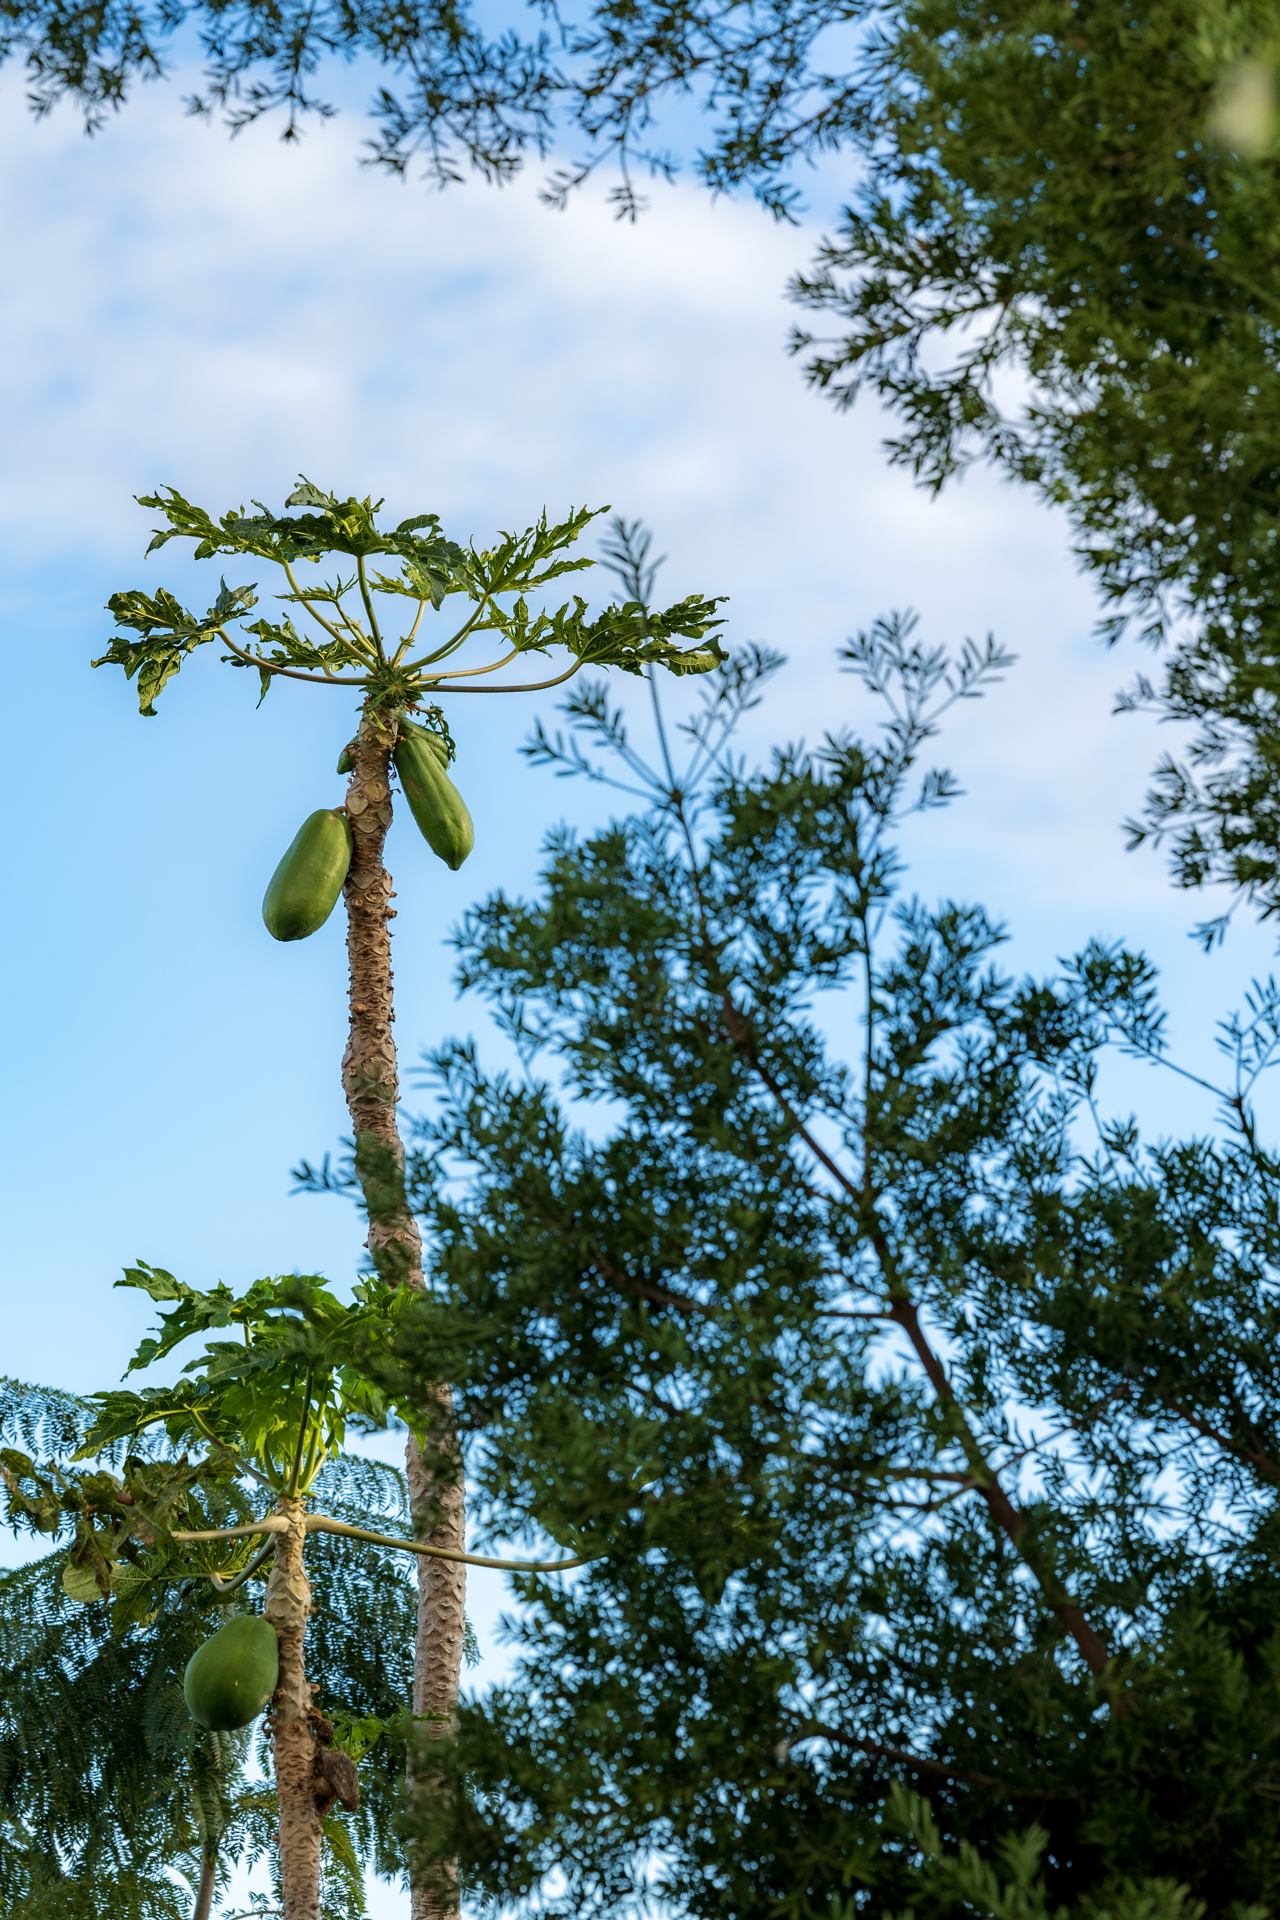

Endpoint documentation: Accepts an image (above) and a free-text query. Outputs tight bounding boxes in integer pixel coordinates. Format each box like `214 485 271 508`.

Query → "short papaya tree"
93 480 725 1917
0 1376 424 1919
1 1267 593 1920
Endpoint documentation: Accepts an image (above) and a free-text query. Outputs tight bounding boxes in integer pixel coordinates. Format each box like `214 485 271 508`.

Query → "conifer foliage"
352 530 1280 1918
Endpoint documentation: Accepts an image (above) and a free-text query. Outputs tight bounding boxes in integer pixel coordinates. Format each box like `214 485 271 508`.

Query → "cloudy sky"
3 44 1276 1915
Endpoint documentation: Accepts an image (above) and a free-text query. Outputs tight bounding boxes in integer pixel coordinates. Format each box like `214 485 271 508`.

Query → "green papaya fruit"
393 723 474 870
262 808 353 941
412 725 451 768
337 742 355 775
183 1614 279 1730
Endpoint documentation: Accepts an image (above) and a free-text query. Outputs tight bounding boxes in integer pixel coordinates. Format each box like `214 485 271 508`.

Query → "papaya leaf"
65 1517 121 1599
116 1263 241 1373
238 614 355 675
329 1711 394 1762
437 507 601 611
276 573 359 606
80 1383 222 1455
369 536 467 608
285 476 346 512
82 1265 417 1502
261 476 387 557
61 1557 110 1604
119 1261 188 1303
104 485 728 722
568 593 728 672
138 488 227 559
0 1447 64 1534
94 579 259 714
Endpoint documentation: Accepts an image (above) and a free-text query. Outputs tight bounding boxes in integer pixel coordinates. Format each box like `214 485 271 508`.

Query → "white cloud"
7 47 1271 1112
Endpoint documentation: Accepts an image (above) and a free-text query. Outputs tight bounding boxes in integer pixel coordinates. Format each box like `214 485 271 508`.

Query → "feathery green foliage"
1 0 862 216
331 533 1280 1917
787 3 1280 942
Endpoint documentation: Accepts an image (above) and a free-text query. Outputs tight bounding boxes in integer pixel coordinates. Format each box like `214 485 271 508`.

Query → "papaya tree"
335 559 1280 1916
92 479 725 1916
1 1269 595 1920
0 1372 432 1919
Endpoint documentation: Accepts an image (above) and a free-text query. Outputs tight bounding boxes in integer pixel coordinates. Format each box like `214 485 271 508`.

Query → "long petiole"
436 659 585 696
216 627 367 687
356 555 384 659
206 1536 277 1594
429 647 522 682
286 1368 314 1498
304 1511 598 1571
186 1407 272 1489
173 1516 290 1543
337 601 374 652
297 1422 323 1496
280 559 368 657
411 591 499 668
391 598 429 666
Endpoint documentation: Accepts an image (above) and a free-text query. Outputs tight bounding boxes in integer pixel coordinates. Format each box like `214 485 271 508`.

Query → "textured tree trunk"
265 1499 321 1920
342 707 467 1920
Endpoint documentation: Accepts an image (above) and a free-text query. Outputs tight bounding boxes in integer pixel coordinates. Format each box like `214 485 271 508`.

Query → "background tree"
14 2 1280 935
92 477 724 1916
333 546 1280 1918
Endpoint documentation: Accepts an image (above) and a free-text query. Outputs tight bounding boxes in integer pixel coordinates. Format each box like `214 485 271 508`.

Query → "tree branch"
794 1722 1069 1799
664 787 1115 1685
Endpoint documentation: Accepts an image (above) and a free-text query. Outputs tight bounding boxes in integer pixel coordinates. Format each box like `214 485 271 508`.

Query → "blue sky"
3 42 1278 1916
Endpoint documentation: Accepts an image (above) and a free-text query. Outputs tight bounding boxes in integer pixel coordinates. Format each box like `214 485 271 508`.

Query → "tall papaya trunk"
265 1499 321 1920
342 705 467 1920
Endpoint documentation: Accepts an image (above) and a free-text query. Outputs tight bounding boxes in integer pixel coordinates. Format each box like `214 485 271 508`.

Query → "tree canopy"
791 3 1280 943
332 607 1280 1918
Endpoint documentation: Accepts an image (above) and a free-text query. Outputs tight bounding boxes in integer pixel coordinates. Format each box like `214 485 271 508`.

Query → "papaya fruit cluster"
261 720 475 941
